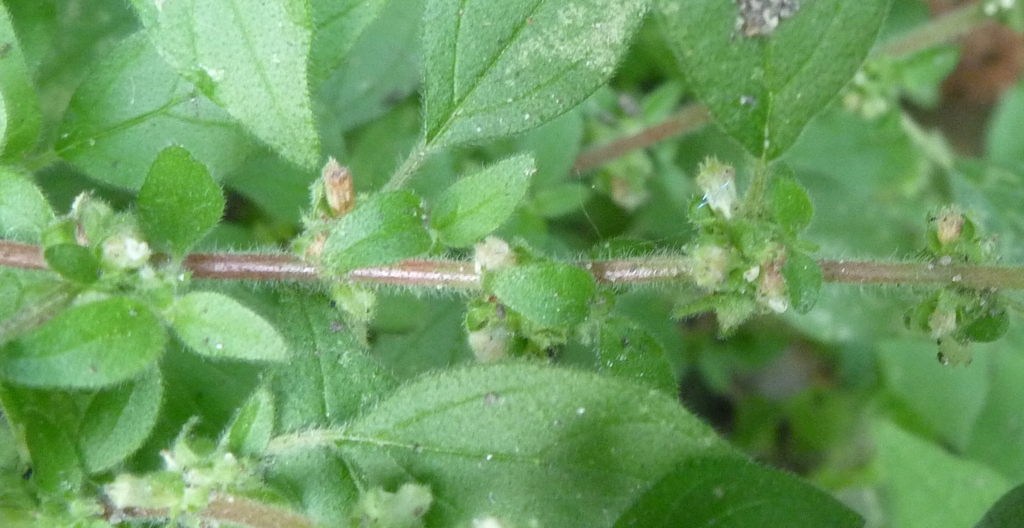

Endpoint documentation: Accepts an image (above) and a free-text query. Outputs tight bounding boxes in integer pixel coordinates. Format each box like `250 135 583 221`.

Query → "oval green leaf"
78 368 163 473
431 154 535 247
137 145 225 256
321 191 431 274
771 166 814 237
655 0 890 159
422 0 646 148
959 307 1010 344
594 316 676 396
782 250 821 314
168 291 289 362
336 363 736 527
0 167 54 243
977 481 1024 528
43 243 100 284
0 297 166 389
0 2 41 161
129 0 320 169
490 262 595 327
614 455 862 527
221 384 274 457
56 34 259 189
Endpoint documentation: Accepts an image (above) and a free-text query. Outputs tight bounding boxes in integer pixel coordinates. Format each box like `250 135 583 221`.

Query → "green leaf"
422 0 646 148
0 167 53 242
987 78 1024 171
337 363 735 527
0 386 84 496
0 297 166 389
316 0 421 132
614 455 862 527
959 307 1010 344
0 2 41 160
968 338 1024 481
262 288 396 430
592 316 676 396
56 34 259 189
78 368 163 473
655 0 890 159
265 448 360 526
308 0 388 90
321 191 431 274
782 250 821 314
221 384 274 457
371 294 474 381
137 146 225 255
877 339 989 451
431 154 535 247
771 166 813 237
167 291 289 362
873 419 1010 528
42 244 99 284
490 262 595 327
977 482 1024 528
129 0 320 168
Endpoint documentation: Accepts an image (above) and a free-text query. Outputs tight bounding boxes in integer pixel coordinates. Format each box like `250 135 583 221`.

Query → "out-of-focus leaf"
308 0 388 89
422 0 646 148
129 0 320 168
0 385 84 495
655 0 890 158
977 481 1024 528
56 34 258 189
873 419 1010 528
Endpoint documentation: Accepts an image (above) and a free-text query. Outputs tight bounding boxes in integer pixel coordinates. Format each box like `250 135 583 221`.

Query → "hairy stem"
384 139 431 191
569 1 987 174
106 493 314 528
4 240 1024 290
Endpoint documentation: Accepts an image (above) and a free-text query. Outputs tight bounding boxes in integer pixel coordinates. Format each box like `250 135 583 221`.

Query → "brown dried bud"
322 157 354 217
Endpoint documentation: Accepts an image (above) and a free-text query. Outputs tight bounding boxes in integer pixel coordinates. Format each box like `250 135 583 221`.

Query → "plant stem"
741 158 771 215
572 104 712 173
569 1 987 174
106 493 314 528
383 139 430 191
4 240 1024 290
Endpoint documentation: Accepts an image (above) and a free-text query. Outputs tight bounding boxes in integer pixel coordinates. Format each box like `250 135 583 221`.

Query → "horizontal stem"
572 104 711 173
105 493 313 528
4 240 1024 290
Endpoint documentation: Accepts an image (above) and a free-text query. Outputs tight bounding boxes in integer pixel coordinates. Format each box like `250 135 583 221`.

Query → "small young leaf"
594 317 676 396
56 34 259 189
0 167 54 242
221 384 274 457
0 2 41 160
42 244 100 284
782 250 821 314
0 296 166 389
959 307 1010 344
655 0 890 159
167 291 289 362
78 368 163 473
129 0 320 168
321 191 431 274
422 0 646 148
490 262 596 327
771 166 814 237
137 146 225 256
613 456 862 527
431 154 535 247
337 363 735 527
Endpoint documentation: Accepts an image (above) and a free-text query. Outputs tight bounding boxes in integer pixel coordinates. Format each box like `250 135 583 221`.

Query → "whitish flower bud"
690 245 730 288
936 210 964 246
696 158 737 220
474 237 516 273
468 324 510 362
322 157 354 217
102 235 151 270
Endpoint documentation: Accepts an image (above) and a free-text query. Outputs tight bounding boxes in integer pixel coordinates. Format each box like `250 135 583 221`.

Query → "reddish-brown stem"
4 239 1024 290
105 494 313 528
